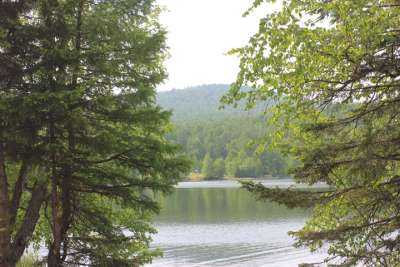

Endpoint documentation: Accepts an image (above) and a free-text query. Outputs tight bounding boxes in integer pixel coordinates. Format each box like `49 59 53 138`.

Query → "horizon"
157 83 230 92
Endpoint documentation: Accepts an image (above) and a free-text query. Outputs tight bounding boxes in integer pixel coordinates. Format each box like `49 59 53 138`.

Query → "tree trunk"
59 167 72 263
0 146 12 267
47 170 62 267
9 161 29 227
47 175 72 267
10 180 47 265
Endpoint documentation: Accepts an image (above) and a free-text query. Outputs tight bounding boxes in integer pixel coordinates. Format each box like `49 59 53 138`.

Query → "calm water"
148 180 326 267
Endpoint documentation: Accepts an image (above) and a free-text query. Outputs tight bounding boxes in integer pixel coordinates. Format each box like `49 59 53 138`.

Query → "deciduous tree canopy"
225 0 400 266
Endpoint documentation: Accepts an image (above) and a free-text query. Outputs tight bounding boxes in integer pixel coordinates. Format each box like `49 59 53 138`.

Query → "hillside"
157 84 265 121
157 84 290 179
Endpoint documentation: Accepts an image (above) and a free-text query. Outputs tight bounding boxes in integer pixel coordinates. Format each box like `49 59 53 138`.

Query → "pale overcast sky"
156 0 279 91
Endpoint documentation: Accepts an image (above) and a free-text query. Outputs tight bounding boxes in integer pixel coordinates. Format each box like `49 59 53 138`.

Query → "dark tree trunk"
10 181 47 265
59 167 72 263
0 146 12 267
9 161 29 226
47 179 62 267
47 173 73 267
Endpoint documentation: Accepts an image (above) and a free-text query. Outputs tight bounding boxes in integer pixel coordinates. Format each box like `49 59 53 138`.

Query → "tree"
212 158 225 179
201 153 213 179
225 150 240 177
225 0 400 266
0 0 189 266
236 156 263 178
0 2 51 266
166 114 291 179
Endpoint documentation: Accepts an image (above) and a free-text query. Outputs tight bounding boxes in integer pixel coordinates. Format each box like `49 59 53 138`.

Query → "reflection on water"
148 181 325 267
157 187 310 223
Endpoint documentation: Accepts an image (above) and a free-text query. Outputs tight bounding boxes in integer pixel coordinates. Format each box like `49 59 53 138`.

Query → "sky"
156 0 278 91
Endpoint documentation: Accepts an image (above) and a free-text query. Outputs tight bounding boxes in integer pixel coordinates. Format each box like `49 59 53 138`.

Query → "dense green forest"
158 85 291 179
2 0 400 266
0 1 189 266
157 84 265 121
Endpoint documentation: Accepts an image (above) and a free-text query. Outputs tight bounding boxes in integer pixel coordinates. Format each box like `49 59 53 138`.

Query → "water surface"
149 180 325 267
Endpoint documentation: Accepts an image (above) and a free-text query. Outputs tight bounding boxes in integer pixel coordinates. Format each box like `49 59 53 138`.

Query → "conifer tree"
0 0 189 266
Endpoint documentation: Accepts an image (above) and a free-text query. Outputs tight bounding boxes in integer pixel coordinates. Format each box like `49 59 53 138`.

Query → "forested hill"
156 84 291 179
157 84 265 121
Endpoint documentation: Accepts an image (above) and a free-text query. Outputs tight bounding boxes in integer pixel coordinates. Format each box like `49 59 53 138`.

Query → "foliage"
201 154 225 179
159 85 291 179
0 0 189 266
168 116 290 179
201 153 214 179
16 254 40 267
225 0 400 266
212 158 225 179
157 84 265 121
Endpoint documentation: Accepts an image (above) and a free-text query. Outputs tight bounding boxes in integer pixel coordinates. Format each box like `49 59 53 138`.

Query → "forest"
1 0 400 266
158 85 291 179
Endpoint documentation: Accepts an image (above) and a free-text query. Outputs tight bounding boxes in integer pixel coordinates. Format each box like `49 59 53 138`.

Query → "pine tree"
0 2 50 265
0 0 189 266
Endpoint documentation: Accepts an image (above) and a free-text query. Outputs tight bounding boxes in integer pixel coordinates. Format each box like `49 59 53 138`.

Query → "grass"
16 254 41 267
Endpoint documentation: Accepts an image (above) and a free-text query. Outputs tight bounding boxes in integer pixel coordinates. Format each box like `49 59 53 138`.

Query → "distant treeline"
167 116 292 179
158 84 292 179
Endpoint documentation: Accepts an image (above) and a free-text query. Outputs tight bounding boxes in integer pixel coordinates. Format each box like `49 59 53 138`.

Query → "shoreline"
176 178 329 189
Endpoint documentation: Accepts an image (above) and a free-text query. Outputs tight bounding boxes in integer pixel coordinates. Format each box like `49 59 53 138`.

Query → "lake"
148 180 326 267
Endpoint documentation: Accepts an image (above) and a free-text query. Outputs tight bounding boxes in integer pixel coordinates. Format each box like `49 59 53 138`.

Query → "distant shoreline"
183 173 291 182
176 179 329 189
